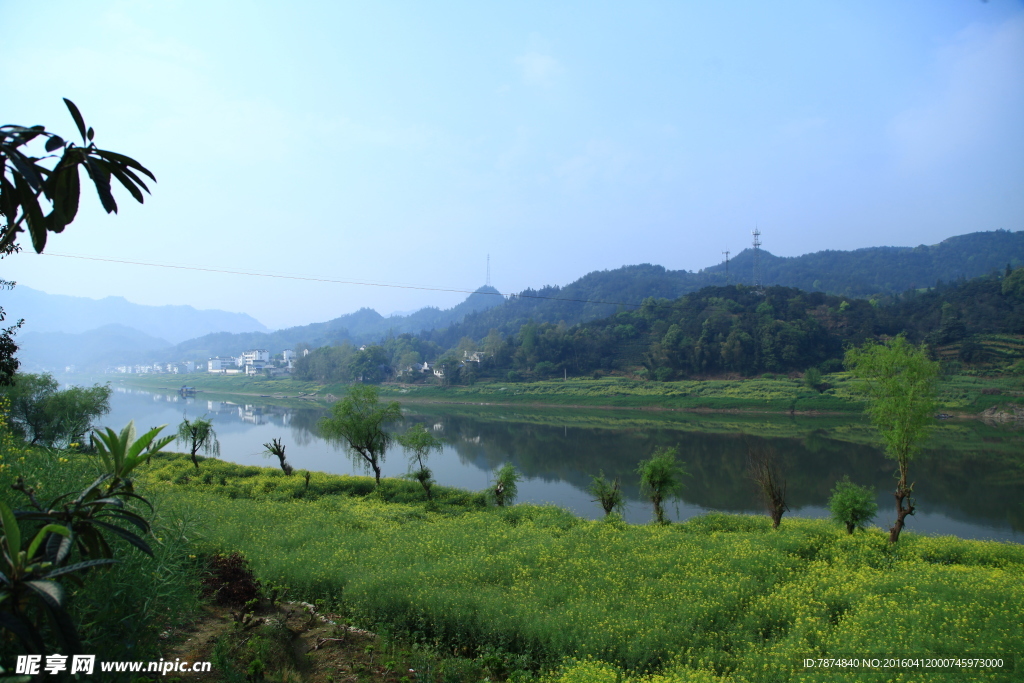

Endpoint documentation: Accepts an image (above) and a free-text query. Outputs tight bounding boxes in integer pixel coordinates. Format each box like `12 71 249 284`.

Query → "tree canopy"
845 335 939 542
319 385 402 486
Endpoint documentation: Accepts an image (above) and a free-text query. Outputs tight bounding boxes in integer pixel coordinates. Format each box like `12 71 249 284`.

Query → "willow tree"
319 385 401 486
845 335 939 543
398 423 442 500
636 446 687 524
176 414 220 470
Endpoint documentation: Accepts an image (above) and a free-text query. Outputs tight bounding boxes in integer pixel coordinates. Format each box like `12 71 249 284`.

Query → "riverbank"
141 454 1024 682
103 371 1024 417
5 439 1022 682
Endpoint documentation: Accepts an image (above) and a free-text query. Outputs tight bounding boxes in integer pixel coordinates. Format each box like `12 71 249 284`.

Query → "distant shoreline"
92 372 1021 419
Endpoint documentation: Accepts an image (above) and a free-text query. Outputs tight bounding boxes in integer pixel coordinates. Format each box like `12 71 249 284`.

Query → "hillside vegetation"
287 266 1024 391
137 455 1024 682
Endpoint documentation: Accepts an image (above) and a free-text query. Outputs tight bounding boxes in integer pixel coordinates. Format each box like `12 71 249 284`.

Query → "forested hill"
170 286 503 359
702 229 1024 296
418 230 1024 349
159 229 1022 362
409 267 1024 384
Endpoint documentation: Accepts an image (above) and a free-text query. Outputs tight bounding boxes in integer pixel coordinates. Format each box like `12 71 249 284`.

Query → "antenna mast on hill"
722 250 730 282
752 228 762 290
486 254 491 288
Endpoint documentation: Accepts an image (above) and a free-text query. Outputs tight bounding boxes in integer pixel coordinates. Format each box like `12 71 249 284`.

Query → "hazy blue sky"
3 0 1023 330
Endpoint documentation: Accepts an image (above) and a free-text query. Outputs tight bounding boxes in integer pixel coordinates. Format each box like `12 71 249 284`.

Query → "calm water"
97 385 1024 543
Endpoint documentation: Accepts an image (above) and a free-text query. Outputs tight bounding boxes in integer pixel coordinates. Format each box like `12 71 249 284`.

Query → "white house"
208 357 234 373
242 349 270 365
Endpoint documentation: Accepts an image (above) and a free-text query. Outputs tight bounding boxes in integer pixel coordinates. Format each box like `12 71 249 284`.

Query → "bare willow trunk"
748 444 789 529
889 462 914 543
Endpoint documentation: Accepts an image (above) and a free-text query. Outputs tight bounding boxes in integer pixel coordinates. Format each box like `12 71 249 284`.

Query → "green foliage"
1 420 175 658
845 335 940 542
397 423 442 500
489 463 521 507
93 420 174 484
588 471 624 517
844 336 939 465
1 373 111 447
176 414 220 470
1 98 155 254
141 453 487 509
1001 266 1024 298
636 446 687 524
349 343 390 384
156 482 1024 680
318 384 402 486
803 366 822 391
828 476 878 534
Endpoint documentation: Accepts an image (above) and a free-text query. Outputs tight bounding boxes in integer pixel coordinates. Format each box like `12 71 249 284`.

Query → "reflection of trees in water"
404 409 1024 530
286 407 330 446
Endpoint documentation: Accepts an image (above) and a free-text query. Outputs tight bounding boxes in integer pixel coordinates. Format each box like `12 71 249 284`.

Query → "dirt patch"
159 600 423 682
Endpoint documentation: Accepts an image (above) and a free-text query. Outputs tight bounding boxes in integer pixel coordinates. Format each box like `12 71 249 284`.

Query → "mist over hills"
169 285 506 360
9 230 1024 371
17 325 172 373
3 286 268 344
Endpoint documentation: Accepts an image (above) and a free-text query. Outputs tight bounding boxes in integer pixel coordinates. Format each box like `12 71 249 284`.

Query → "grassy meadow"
137 455 1024 682
5 438 1023 681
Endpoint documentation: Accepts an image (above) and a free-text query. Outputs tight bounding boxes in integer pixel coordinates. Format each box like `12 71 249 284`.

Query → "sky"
2 0 1023 331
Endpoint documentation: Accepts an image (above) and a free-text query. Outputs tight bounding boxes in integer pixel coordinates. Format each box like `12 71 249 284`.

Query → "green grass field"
4 437 1023 682
137 455 1024 682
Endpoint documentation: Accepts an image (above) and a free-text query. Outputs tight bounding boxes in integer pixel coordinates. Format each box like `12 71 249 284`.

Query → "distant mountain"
17 324 171 373
169 285 506 359
29 230 1024 369
702 229 1024 296
419 230 1024 348
2 286 268 344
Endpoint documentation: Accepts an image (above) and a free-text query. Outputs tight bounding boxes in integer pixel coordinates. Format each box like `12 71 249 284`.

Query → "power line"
41 252 642 309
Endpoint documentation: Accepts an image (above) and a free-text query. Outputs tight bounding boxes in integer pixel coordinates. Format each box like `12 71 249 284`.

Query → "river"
96 385 1024 543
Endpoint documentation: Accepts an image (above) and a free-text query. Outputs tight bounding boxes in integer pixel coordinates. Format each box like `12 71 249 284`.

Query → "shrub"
202 552 262 608
828 476 878 534
488 463 521 507
588 471 624 517
636 447 687 524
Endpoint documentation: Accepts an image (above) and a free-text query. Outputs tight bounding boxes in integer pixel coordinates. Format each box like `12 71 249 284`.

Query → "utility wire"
41 252 642 308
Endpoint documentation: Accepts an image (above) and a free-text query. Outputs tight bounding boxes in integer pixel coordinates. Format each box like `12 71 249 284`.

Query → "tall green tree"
636 446 687 524
1 373 110 447
349 344 390 384
319 385 402 486
176 414 221 470
845 335 939 543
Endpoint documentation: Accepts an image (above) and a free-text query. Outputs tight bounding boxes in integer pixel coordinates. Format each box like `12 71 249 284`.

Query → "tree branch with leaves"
845 334 939 543
1 98 155 254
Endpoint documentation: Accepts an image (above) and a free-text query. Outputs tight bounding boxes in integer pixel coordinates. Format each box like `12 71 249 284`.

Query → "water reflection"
100 387 1024 542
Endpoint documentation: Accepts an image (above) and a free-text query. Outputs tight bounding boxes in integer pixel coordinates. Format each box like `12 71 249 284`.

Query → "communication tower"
722 250 730 282
486 254 491 288
752 228 762 290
